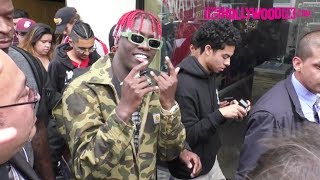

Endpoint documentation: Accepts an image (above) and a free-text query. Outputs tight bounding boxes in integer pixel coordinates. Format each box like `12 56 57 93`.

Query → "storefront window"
142 0 319 101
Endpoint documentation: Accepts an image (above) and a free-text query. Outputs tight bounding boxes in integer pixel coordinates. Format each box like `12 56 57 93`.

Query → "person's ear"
110 46 117 53
292 56 303 72
190 44 195 51
204 45 212 56
69 40 73 48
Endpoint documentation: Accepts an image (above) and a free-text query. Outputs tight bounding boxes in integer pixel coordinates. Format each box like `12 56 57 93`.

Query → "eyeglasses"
121 32 163 50
0 87 39 109
73 44 97 54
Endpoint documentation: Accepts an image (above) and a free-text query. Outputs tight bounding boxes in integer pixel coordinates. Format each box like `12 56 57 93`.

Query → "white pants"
157 156 226 180
189 156 225 180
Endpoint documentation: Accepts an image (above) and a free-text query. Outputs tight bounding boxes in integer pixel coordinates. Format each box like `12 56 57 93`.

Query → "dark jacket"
10 46 58 180
10 46 59 123
47 43 100 176
170 56 225 178
236 74 312 180
48 43 100 93
0 153 40 180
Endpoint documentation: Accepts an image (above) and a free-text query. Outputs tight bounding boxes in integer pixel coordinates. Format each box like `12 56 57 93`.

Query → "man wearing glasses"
53 10 185 179
0 0 55 179
48 20 100 178
48 20 100 94
0 49 40 179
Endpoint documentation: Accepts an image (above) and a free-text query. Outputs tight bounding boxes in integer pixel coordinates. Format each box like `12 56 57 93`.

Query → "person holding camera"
174 19 250 179
53 10 185 179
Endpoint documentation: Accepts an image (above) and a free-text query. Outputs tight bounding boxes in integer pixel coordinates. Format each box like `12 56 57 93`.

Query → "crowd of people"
0 0 320 179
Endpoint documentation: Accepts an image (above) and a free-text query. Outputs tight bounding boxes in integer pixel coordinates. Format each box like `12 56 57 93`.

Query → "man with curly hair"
174 19 249 179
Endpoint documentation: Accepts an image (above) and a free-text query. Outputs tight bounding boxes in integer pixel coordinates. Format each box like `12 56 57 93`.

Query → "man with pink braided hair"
53 9 186 179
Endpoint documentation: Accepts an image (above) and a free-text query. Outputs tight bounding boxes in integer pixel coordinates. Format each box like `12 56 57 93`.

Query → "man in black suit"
236 29 320 179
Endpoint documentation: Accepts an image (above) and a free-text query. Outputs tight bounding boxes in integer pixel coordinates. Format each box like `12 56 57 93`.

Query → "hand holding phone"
219 97 233 108
222 96 234 102
140 69 159 87
239 99 249 110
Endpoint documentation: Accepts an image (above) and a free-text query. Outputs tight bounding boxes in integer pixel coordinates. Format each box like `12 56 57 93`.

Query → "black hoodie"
170 56 226 177
48 43 100 93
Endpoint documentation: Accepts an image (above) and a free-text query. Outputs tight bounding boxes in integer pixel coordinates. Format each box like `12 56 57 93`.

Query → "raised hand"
151 56 180 110
116 61 159 123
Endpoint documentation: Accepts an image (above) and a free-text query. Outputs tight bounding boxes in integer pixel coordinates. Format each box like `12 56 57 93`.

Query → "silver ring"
147 77 152 85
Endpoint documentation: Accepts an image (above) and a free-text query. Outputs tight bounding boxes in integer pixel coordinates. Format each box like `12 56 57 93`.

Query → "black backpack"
10 46 60 125
6 46 52 180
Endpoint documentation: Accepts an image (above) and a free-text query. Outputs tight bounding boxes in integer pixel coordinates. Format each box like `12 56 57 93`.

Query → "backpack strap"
10 46 44 97
10 46 55 126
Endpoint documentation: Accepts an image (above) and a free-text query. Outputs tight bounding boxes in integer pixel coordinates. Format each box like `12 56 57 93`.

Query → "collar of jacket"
285 73 307 120
86 55 114 86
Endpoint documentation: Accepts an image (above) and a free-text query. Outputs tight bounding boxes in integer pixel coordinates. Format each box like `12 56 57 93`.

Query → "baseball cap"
16 18 36 33
54 7 77 34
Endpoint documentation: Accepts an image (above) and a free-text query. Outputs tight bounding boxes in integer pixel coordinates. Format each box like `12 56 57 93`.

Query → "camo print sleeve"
54 84 135 179
157 105 186 161
53 57 186 179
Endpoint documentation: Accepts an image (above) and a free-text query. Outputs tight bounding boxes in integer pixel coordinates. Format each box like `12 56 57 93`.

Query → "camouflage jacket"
53 57 186 179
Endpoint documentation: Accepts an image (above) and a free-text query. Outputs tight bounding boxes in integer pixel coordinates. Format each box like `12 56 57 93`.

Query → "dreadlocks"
113 10 162 45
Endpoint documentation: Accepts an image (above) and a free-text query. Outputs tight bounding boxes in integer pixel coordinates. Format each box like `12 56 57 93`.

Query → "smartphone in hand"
140 68 160 87
239 99 249 109
222 96 234 102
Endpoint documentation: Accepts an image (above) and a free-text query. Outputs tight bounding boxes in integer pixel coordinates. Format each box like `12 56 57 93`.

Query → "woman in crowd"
20 23 55 70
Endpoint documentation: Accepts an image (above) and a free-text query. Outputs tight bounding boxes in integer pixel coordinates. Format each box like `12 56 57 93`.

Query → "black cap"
54 7 76 34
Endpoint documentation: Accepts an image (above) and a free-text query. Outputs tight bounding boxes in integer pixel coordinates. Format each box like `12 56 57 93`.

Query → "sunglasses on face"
121 32 163 50
0 87 39 109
